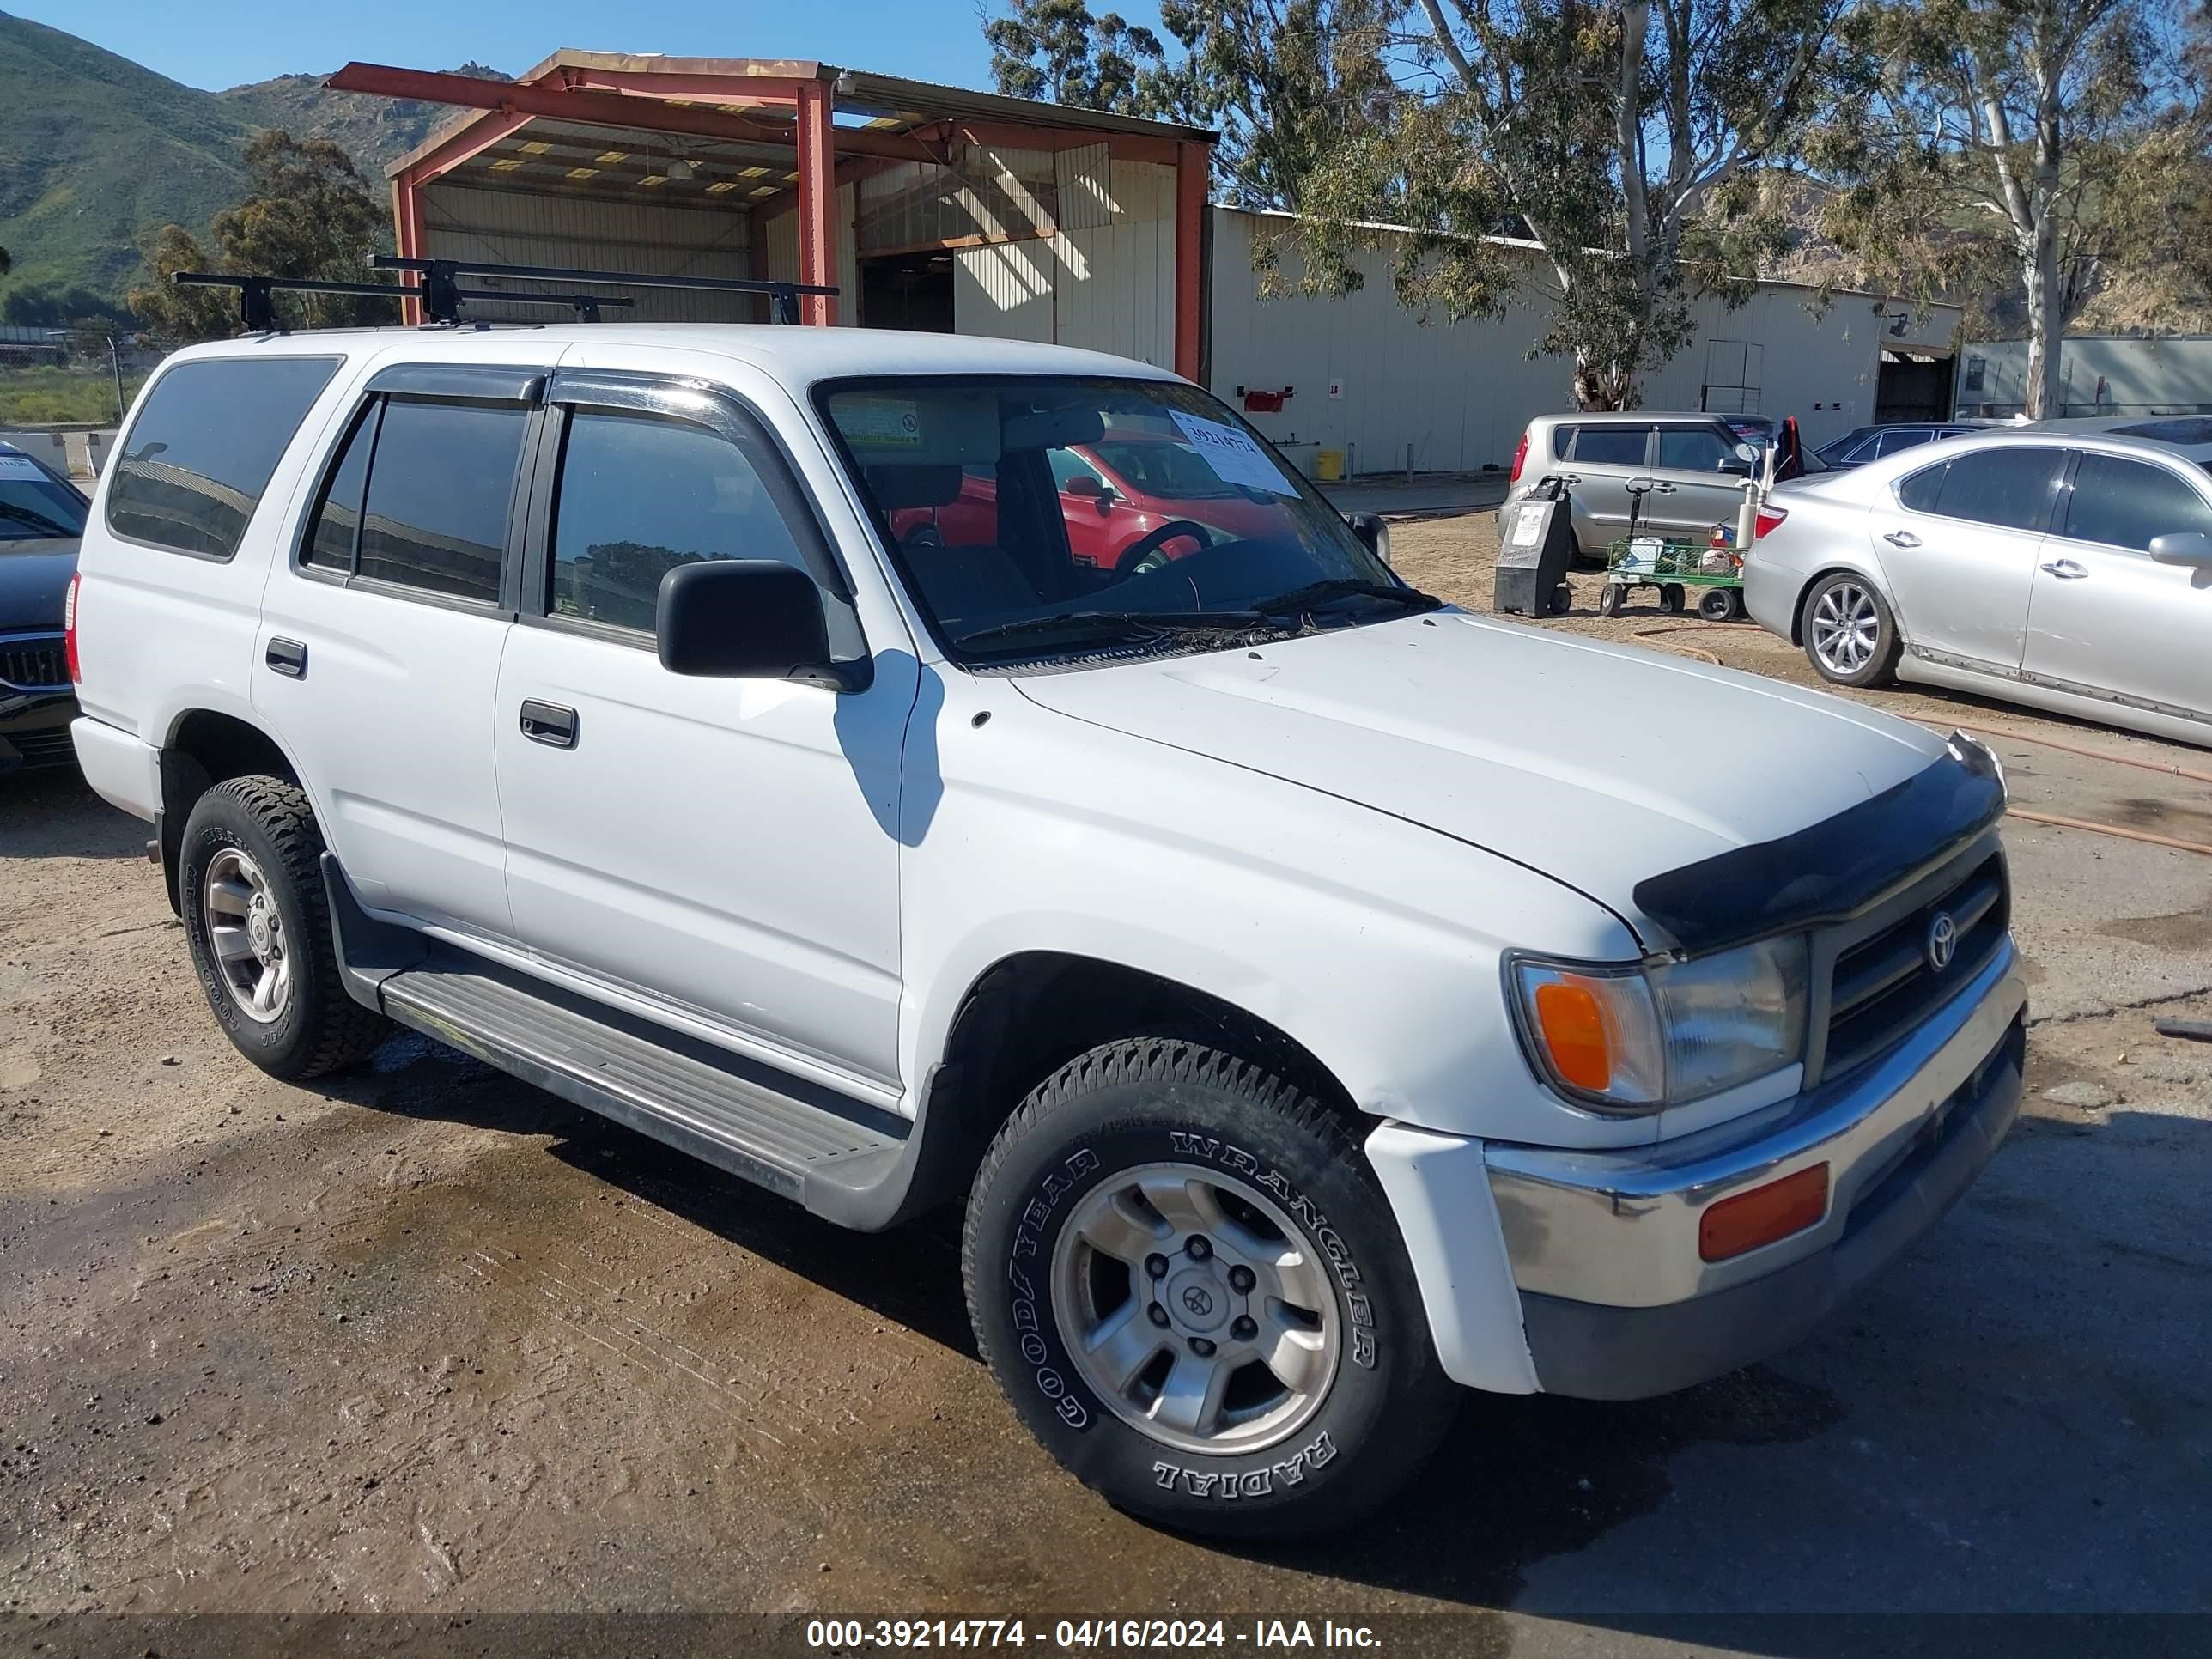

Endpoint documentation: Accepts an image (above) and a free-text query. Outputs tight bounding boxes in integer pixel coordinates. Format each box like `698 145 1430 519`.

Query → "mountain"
219 62 508 180
0 11 506 319
0 9 258 310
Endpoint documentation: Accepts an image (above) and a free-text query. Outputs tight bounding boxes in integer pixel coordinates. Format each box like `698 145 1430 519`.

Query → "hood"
1011 611 1949 946
0 541 80 629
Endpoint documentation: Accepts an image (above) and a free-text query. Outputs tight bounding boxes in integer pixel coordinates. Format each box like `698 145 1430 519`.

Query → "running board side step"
375 950 915 1224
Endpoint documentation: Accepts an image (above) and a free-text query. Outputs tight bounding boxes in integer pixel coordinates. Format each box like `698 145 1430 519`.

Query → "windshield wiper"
0 501 78 538
1250 578 1443 618
955 607 1279 653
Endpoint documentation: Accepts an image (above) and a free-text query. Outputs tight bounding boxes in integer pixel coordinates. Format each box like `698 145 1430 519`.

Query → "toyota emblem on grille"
1182 1285 1214 1317
1926 911 1959 971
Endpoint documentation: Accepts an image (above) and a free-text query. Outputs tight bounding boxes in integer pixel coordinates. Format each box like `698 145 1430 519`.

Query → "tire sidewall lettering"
1008 1146 1101 1431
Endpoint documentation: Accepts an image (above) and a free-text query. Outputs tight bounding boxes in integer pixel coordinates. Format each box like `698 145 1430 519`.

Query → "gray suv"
1500 412 1757 557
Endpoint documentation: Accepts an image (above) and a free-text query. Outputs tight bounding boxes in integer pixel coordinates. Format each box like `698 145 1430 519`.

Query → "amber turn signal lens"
1698 1164 1830 1262
1533 979 1611 1091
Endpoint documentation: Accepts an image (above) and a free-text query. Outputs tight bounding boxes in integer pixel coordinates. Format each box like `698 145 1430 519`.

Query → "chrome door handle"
1882 530 1921 548
2039 559 2088 579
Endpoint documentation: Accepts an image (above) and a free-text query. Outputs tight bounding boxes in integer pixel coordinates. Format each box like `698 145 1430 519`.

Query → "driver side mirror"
2148 530 2212 568
1348 511 1391 566
1717 456 1753 477
1063 473 1108 499
656 559 863 690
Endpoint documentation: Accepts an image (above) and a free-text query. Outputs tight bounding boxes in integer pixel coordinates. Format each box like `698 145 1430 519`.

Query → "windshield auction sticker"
0 456 49 480
1167 412 1298 495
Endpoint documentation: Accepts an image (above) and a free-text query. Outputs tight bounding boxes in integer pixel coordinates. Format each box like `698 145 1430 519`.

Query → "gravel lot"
4 507 2209 1652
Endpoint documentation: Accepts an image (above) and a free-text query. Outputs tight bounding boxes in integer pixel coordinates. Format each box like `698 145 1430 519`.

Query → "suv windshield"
821 376 1426 663
0 453 88 544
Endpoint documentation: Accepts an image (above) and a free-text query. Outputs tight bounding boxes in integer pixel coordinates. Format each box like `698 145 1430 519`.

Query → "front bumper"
1484 942 2027 1398
0 691 78 774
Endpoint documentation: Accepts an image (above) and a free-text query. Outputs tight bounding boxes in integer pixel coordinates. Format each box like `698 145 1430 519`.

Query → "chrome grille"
1825 854 2007 1077
1 635 69 691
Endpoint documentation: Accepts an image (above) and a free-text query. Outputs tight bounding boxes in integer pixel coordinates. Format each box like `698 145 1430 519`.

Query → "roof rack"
174 256 840 333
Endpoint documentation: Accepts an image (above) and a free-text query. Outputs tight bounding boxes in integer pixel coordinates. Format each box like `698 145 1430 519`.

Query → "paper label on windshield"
0 456 46 481
1167 412 1297 495
837 398 923 447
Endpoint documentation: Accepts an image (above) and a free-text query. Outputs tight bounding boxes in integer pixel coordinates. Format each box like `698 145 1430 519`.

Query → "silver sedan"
1742 429 2212 749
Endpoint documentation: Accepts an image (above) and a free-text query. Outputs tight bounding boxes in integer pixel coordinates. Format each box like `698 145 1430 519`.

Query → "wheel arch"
155 707 307 913
902 951 1359 1220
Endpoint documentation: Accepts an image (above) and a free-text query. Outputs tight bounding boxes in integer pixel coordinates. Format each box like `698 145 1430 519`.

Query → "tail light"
64 570 82 684
1753 504 1790 540
1509 429 1530 484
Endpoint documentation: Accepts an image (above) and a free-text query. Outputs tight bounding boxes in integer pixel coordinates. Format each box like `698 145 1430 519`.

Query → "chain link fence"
0 327 185 478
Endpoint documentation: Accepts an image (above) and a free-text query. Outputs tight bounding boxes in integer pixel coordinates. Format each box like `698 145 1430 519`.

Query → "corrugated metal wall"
950 156 1176 368
760 184 860 325
419 183 757 322
1954 335 2212 418
1206 207 1960 468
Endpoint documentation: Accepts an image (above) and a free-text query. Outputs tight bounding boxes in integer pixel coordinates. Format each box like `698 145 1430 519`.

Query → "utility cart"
1596 476 1747 620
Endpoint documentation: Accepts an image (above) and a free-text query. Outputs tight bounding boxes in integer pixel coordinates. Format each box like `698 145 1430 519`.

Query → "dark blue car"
1 437 88 775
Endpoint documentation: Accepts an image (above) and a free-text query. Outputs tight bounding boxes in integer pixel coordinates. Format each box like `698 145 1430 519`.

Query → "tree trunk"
2021 222 2063 419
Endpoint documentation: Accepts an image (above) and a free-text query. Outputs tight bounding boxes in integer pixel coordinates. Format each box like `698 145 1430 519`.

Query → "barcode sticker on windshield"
0 456 47 481
1167 412 1297 496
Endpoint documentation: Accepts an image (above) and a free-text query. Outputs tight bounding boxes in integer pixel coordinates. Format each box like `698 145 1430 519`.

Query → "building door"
1701 340 1764 415
860 252 956 331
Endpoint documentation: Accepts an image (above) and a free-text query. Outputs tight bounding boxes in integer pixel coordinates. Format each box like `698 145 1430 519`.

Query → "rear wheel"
963 1038 1457 1539
1698 586 1741 622
1597 584 1625 617
1802 571 1901 687
179 776 389 1079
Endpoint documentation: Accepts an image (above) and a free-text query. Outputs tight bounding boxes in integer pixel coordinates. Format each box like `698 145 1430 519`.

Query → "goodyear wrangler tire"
179 775 388 1081
963 1037 1458 1539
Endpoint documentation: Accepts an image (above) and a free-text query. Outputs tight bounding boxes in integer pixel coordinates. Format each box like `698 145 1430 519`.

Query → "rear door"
1648 422 1751 539
254 361 544 938
1562 423 1650 542
2023 450 2212 727
1871 445 2066 676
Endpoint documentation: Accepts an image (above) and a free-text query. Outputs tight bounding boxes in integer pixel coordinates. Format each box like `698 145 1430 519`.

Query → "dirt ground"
4 510 2209 1655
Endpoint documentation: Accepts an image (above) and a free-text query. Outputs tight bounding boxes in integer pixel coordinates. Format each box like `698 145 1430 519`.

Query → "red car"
891 432 1285 574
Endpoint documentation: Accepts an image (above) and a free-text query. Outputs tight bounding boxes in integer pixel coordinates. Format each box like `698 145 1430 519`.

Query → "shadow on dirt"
0 767 148 860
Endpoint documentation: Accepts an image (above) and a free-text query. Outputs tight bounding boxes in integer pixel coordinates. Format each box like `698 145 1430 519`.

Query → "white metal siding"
760 185 860 325
951 158 1176 368
1206 206 1960 470
419 183 755 322
1956 335 2212 418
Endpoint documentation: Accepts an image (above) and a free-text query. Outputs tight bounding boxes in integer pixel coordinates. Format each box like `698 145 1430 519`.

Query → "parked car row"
1 437 88 775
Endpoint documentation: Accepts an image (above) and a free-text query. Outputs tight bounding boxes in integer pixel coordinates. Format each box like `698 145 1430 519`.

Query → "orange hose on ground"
2005 808 2212 858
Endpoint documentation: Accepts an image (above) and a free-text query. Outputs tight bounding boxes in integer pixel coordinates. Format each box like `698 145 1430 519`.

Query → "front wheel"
1802 570 1901 687
963 1038 1459 1539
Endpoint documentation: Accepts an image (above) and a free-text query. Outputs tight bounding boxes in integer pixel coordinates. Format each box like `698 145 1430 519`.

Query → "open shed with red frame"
329 53 1217 379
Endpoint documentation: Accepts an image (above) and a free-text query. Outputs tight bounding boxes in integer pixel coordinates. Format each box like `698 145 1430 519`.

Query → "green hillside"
0 10 508 320
0 9 258 310
219 64 504 181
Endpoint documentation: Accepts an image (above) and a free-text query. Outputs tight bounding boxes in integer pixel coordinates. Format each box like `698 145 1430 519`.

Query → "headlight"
1511 935 1809 1113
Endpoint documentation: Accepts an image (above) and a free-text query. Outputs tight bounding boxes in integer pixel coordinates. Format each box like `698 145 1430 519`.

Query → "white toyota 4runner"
68 325 2027 1538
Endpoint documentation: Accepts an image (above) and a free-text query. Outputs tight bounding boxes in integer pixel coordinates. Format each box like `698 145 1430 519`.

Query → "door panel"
494 384 912 1084
1564 426 1647 538
1875 446 2064 674
1647 424 1748 538
255 378 538 936
2024 452 2212 726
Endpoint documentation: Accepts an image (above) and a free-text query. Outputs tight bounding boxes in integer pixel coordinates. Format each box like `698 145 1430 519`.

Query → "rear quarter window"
105 356 342 559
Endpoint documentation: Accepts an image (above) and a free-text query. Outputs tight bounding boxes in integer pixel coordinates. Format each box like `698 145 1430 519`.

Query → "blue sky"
5 0 1128 94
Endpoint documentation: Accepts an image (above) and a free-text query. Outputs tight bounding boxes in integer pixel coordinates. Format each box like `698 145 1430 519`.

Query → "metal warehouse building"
335 51 1960 471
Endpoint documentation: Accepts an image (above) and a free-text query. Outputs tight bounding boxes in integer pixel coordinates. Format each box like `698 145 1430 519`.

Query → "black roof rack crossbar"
371 256 837 325
173 271 639 332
